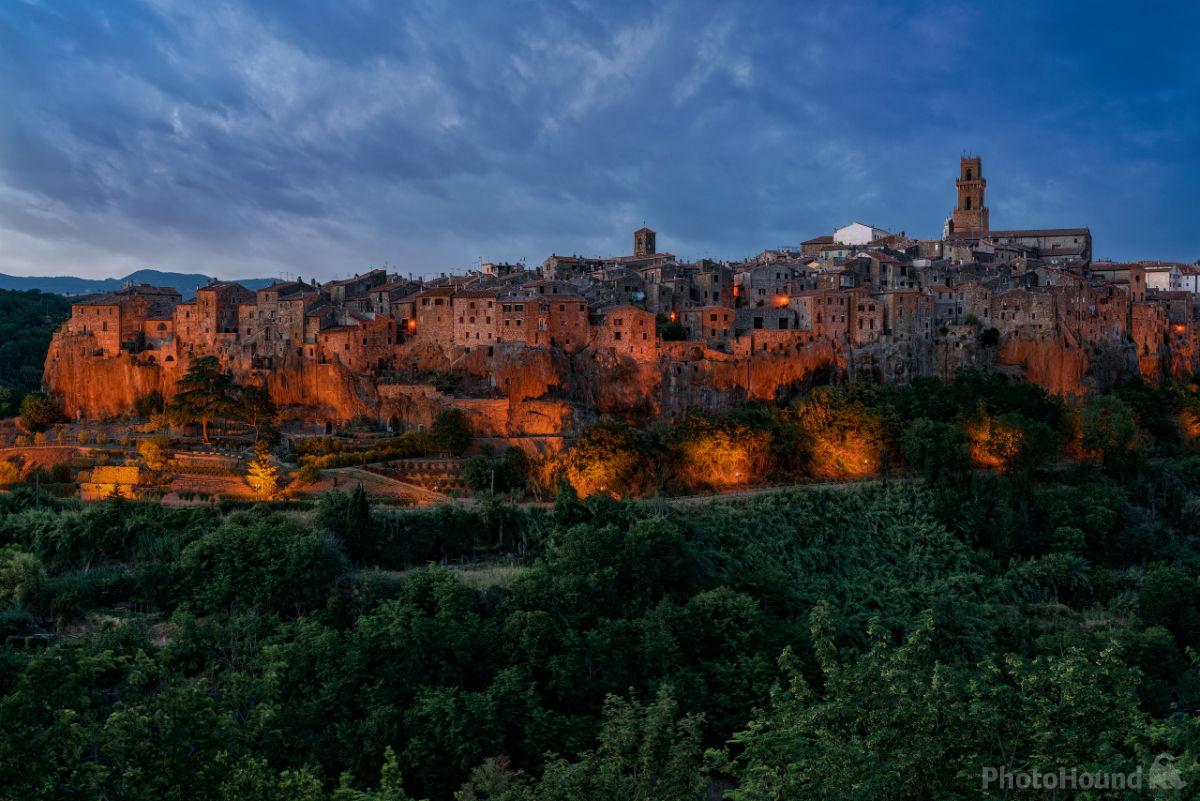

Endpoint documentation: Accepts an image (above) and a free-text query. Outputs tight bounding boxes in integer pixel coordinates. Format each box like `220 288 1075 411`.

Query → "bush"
463 448 529 495
431 408 472 456
18 393 57 433
295 464 322 486
179 514 350 616
0 461 21 487
0 545 47 605
900 418 971 484
134 390 165 418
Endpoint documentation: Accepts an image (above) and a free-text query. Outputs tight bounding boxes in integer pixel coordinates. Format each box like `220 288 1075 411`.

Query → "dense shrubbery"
5 373 1200 798
296 432 434 468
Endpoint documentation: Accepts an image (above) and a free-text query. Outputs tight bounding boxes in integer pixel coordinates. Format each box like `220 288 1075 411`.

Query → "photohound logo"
982 753 1188 793
1148 753 1187 791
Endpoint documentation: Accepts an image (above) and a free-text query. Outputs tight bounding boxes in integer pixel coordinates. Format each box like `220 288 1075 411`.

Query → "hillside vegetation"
0 289 71 416
5 371 1200 798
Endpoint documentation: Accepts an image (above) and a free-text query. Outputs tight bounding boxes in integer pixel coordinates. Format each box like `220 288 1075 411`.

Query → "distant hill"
0 269 274 299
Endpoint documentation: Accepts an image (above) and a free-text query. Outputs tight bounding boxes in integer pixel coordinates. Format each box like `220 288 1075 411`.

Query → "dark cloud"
0 0 1197 280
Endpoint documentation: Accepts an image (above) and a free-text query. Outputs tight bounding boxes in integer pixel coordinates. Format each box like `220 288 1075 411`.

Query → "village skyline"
2 1 1197 281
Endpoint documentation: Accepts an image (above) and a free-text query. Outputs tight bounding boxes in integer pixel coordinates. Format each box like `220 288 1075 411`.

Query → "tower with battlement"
951 156 989 235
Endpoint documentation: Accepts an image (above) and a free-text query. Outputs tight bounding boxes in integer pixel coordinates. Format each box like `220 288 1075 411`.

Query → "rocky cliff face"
45 324 1158 433
44 333 378 422
43 333 179 420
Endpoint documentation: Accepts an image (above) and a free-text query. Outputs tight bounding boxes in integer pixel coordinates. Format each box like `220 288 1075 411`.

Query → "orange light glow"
966 411 1024 470
669 310 677 322
406 319 417 332
775 295 789 308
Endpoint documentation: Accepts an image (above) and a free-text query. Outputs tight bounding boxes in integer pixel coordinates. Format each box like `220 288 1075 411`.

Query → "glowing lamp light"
406 319 417 332
775 295 789 307
669 311 677 322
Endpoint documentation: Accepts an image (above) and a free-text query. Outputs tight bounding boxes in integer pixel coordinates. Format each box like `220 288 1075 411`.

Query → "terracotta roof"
988 227 1090 238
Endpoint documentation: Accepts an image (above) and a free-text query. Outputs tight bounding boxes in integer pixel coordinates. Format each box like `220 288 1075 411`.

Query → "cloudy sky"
1 0 1197 280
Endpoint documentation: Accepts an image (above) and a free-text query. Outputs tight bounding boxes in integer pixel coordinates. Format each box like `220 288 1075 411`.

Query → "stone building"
453 288 500 347
68 285 182 357
681 305 734 348
592 304 657 361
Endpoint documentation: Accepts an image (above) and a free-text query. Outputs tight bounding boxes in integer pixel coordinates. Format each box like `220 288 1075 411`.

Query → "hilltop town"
42 157 1198 443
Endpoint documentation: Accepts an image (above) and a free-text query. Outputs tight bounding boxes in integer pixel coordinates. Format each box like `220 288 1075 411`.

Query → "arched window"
965 197 972 210
966 168 973 180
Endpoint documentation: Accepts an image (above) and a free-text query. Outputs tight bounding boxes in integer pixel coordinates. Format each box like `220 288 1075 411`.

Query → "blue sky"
1 0 1197 280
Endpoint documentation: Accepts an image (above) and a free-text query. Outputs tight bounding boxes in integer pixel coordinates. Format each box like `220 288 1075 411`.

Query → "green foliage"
168 356 237 442
0 289 71 412
179 513 349 616
1079 394 1145 473
296 464 322 485
237 384 277 436
900 417 970 485
430 408 472 456
463 448 529 495
299 433 432 468
134 390 165 418
19 392 58 432
656 315 686 341
0 545 47 605
727 612 1164 801
9 373 1200 800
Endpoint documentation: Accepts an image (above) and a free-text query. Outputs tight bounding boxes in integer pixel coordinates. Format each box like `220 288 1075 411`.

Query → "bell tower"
634 226 656 257
951 156 988 235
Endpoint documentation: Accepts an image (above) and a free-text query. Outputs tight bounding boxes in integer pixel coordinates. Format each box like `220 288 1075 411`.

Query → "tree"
0 385 15 417
463 448 530 496
295 464 321 486
343 483 373 561
0 461 20 487
179 514 350 616
727 610 1168 801
245 441 280 499
564 421 651 498
133 390 165 418
0 545 46 605
169 356 236 442
18 392 57 433
431 408 472 456
138 433 172 472
900 418 971 485
237 384 277 440
1139 564 1200 647
1078 394 1144 473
